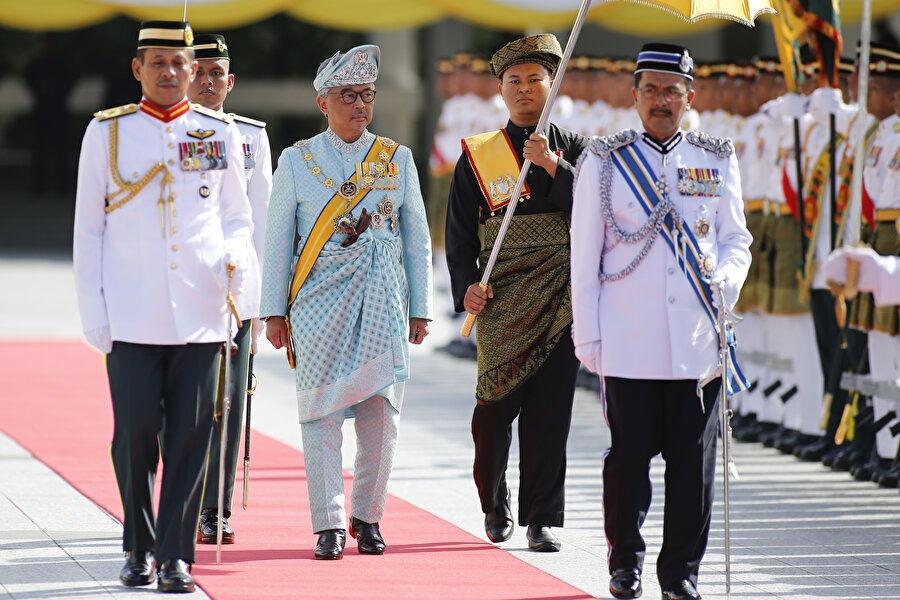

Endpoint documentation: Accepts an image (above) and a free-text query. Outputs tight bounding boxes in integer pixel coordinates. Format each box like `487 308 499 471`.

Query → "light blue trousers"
300 395 400 533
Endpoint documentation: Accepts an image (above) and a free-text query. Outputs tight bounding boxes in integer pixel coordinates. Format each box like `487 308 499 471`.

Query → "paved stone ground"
2 252 900 599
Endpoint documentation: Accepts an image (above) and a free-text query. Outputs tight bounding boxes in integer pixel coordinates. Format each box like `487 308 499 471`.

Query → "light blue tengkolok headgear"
313 44 380 92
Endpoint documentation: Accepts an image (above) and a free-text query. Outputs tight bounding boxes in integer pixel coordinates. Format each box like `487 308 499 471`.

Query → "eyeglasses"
637 86 688 102
329 89 377 104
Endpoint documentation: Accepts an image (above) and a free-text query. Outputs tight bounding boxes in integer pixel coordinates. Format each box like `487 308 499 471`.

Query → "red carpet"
0 340 593 600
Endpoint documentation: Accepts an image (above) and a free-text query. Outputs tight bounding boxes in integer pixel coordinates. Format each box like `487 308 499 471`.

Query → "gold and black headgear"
194 34 229 61
137 20 193 50
490 34 563 78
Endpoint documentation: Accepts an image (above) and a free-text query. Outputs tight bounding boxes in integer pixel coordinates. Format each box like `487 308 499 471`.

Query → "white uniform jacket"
74 99 253 345
571 129 752 381
230 113 273 320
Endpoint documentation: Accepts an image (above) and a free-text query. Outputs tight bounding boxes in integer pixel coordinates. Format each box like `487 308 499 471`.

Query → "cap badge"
680 50 692 73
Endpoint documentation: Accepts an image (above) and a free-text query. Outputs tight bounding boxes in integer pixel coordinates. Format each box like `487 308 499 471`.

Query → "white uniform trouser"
868 332 900 460
781 313 824 436
757 314 798 425
300 394 400 533
735 310 766 417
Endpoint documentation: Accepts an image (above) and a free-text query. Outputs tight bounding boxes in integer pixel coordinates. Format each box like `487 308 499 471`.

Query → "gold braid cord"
105 118 175 237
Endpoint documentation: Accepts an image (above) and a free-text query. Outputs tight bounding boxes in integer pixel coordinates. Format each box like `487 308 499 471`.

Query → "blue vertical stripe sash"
609 143 749 395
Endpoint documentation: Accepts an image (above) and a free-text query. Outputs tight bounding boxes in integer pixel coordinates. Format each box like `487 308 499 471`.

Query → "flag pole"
460 0 593 337
846 0 872 247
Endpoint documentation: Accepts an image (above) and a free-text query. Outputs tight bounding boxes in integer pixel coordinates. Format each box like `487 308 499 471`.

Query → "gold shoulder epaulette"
94 104 139 121
190 103 233 123
229 113 266 128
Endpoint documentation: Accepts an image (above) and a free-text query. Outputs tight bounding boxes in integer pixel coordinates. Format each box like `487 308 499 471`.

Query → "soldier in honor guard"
73 21 253 592
187 33 273 545
571 43 752 600
445 34 588 553
260 45 433 560
791 57 870 464
847 42 900 481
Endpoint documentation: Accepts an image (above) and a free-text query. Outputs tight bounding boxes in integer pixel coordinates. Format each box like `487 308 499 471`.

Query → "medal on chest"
180 141 228 171
677 167 722 197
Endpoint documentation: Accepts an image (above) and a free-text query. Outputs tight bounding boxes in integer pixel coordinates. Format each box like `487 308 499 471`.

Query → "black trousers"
602 377 721 589
201 319 251 518
106 341 219 564
471 328 579 527
809 290 873 447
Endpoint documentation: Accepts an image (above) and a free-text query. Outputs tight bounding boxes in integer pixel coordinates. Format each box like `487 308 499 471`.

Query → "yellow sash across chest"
462 130 531 213
283 136 398 368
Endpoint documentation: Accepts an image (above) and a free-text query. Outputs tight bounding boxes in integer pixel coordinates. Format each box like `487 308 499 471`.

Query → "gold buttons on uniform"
201 173 207 179
168 159 174 166
168 143 175 149
132 172 139 179
170 263 177 270
171 245 178 252
167 127 174 133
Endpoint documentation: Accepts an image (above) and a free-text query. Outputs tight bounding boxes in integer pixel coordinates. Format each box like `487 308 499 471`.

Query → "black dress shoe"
662 579 701 600
609 568 642 599
120 551 155 587
484 491 514 543
526 525 561 552
314 529 346 560
851 457 890 481
156 559 194 593
795 437 833 461
349 517 386 555
197 508 234 545
876 465 900 487
831 448 869 472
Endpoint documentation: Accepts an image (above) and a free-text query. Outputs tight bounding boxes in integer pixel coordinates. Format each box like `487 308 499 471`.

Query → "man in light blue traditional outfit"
260 45 433 560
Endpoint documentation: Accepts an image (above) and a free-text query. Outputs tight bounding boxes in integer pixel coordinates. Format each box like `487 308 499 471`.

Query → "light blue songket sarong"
260 128 433 423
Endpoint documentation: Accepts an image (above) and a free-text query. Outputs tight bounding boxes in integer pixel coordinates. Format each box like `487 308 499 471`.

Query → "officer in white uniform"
857 44 900 476
571 43 751 600
73 21 252 593
187 32 273 546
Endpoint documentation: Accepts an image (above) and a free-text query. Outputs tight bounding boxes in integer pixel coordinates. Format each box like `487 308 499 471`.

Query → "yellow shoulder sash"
283 136 399 368
462 130 531 212
288 136 398 305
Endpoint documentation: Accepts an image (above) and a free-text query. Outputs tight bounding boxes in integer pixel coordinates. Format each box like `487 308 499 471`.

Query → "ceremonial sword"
716 286 742 597
242 351 256 510
217 263 240 564
461 0 594 337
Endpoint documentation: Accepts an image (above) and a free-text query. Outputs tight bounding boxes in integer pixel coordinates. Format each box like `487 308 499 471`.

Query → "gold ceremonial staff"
460 0 593 338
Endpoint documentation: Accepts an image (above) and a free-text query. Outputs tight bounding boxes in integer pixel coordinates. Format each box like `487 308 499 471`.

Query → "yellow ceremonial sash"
462 130 531 213
283 136 398 368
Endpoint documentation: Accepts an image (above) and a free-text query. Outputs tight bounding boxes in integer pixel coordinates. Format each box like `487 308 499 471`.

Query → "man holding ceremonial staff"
446 33 588 553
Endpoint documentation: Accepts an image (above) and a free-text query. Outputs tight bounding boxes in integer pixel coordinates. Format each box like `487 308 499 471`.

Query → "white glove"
823 246 880 293
808 87 843 118
85 326 112 354
783 93 808 119
764 93 807 119
711 272 739 311
575 341 602 374
222 249 246 296
250 317 264 355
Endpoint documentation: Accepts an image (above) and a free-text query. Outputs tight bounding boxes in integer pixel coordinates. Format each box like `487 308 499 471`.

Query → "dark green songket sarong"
475 212 572 403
